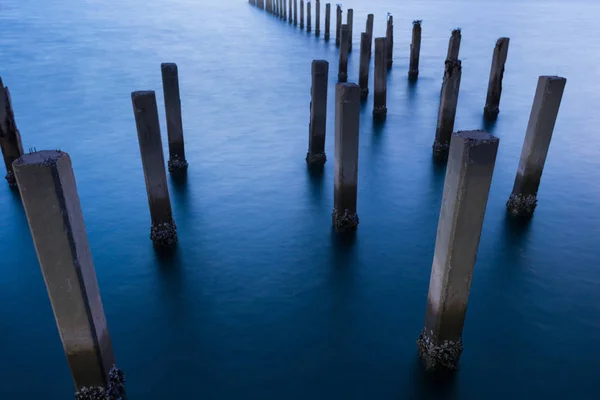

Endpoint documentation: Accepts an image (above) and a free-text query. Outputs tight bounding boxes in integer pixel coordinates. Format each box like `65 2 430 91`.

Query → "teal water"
1 0 599 398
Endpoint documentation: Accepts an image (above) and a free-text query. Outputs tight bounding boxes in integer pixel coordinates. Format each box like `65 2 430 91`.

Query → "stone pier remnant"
307 1 311 32
324 3 331 40
13 150 124 394
366 14 374 59
289 0 293 23
506 76 566 217
447 28 461 61
409 20 422 80
417 130 499 371
338 24 349 82
161 63 188 173
386 15 394 69
131 91 178 247
346 8 354 52
484 37 510 120
373 37 388 119
294 0 298 25
315 0 320 36
306 60 329 166
300 0 304 29
335 5 342 46
333 83 360 232
359 32 370 100
433 60 462 159
0 78 24 187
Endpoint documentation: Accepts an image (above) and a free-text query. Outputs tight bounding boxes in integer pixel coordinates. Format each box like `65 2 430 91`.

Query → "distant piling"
315 0 320 36
131 91 178 248
417 130 499 372
335 5 342 46
338 24 349 82
161 63 188 173
506 76 566 217
409 20 422 80
0 78 24 187
289 0 293 23
258 0 264 10
386 15 394 69
447 28 461 61
283 0 287 19
300 0 304 29
324 3 331 40
366 14 374 59
433 60 462 159
333 83 360 233
13 150 122 392
359 32 370 100
306 60 329 167
294 0 298 25
484 38 510 120
373 37 388 119
346 8 353 52
307 1 311 32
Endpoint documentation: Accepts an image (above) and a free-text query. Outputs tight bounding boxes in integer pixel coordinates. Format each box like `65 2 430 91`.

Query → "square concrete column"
161 63 188 174
324 3 331 40
417 130 499 371
131 91 178 248
13 150 120 391
386 15 394 69
300 0 304 29
373 37 388 119
0 78 24 187
409 20 422 80
484 37 510 120
335 5 342 46
358 32 370 100
447 28 461 61
315 0 320 36
433 60 462 159
366 14 374 59
289 0 293 23
333 83 360 232
506 76 566 217
294 0 298 25
307 1 311 32
338 24 349 82
306 60 329 166
346 8 353 52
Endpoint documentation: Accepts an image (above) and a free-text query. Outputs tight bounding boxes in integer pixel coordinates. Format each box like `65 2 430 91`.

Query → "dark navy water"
1 0 599 398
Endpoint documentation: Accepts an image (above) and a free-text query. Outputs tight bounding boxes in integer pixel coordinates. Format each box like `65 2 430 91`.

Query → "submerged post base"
325 33 330 41
360 88 369 100
506 193 537 217
338 72 348 83
168 155 188 173
306 151 327 166
332 208 359 232
416 330 463 371
387 60 393 69
408 70 419 80
5 171 16 187
483 105 499 121
75 366 125 400
432 141 450 160
372 106 387 120
150 220 178 247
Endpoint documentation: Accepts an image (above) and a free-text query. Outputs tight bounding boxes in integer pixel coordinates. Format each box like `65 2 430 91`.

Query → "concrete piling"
333 83 360 233
359 32 370 100
366 14 374 59
338 24 349 82
306 60 329 167
335 5 342 46
409 20 422 80
386 15 394 69
294 0 298 25
283 0 287 19
506 76 566 217
484 37 510 120
417 130 499 371
315 0 320 36
289 0 292 23
258 0 264 10
447 28 461 61
161 63 188 174
13 150 120 391
373 37 388 119
433 60 462 159
0 78 24 187
300 0 304 29
324 3 331 40
131 91 178 248
346 8 353 52
307 1 311 32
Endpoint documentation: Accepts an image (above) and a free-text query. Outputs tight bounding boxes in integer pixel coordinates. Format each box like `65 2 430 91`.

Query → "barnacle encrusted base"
373 106 387 119
338 72 348 83
506 193 537 217
483 105 500 121
432 140 450 160
360 88 369 100
168 155 188 173
332 208 359 232
408 69 419 80
306 151 327 166
416 330 463 371
74 365 125 400
150 220 178 247
5 171 16 187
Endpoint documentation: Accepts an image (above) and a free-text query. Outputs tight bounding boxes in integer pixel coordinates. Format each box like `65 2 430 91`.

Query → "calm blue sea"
1 0 599 398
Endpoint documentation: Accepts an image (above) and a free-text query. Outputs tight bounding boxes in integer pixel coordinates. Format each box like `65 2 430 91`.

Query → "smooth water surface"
1 0 599 398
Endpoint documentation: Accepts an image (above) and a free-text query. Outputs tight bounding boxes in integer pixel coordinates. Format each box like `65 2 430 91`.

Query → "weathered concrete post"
433 60 462 159
447 28 461 61
386 15 394 69
373 37 388 119
258 0 264 10
324 3 331 40
300 0 304 29
13 150 124 394
294 0 298 25
346 8 353 52
315 0 320 36
359 32 370 100
506 76 566 217
417 130 499 371
307 1 311 32
283 0 287 19
366 14 374 59
131 91 178 247
289 0 293 23
484 38 510 120
306 60 329 167
338 24 349 82
161 63 188 174
335 5 342 46
0 78 24 187
409 20 422 80
333 83 360 232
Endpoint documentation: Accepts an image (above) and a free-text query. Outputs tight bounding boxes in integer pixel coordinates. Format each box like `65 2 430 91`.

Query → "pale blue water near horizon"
1 0 600 398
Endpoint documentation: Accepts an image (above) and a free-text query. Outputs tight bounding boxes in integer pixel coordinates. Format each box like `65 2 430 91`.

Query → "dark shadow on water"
407 78 418 104
170 172 190 210
482 115 498 134
431 154 447 181
503 212 533 242
408 356 459 400
306 164 325 205
371 117 385 152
